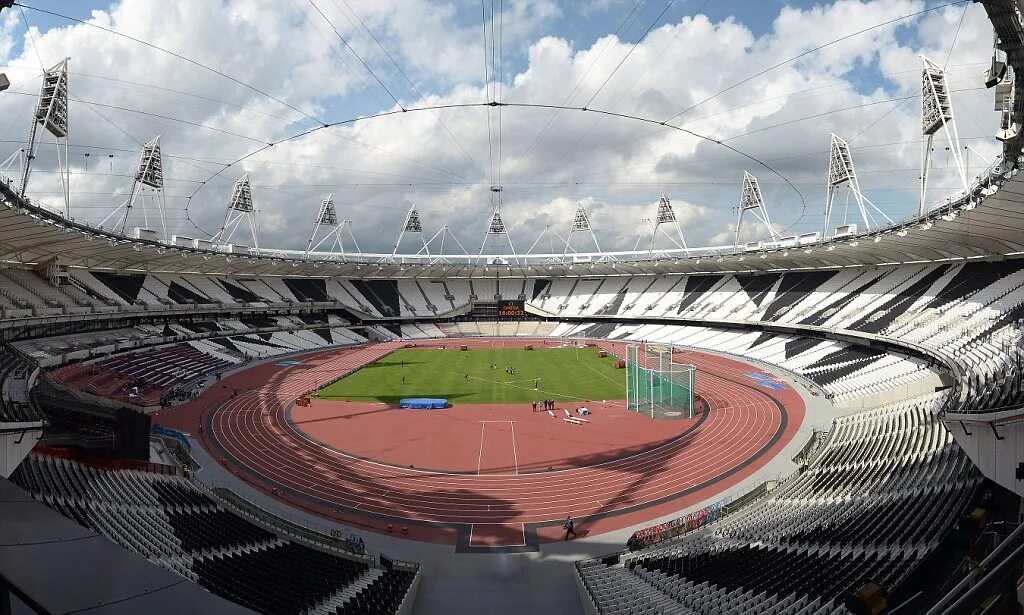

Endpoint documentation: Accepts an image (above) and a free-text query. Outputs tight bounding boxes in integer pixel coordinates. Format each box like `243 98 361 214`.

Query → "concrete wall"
396 572 421 615
947 418 1024 498
837 372 943 411
0 426 42 479
575 570 599 615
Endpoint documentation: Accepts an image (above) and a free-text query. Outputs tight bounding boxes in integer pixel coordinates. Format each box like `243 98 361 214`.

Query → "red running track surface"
155 338 805 549
292 398 692 474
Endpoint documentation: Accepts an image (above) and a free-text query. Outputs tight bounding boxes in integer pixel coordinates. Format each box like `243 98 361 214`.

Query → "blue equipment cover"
399 398 448 409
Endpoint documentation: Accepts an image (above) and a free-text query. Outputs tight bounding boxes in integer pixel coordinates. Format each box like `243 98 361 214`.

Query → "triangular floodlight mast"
306 194 360 260
391 204 429 260
477 204 518 264
317 194 338 225
101 136 167 239
641 194 688 256
735 172 778 249
213 174 259 253
419 225 470 264
822 133 891 238
20 58 70 217
919 55 967 215
528 225 574 264
562 201 603 261
0 149 26 190
633 218 655 252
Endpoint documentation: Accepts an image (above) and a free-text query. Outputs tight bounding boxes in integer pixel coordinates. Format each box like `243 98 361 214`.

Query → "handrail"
0 337 45 424
193 477 376 565
925 521 1024 614
0 571 51 615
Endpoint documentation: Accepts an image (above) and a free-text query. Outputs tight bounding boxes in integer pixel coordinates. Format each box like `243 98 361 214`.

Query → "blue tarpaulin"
399 398 449 409
744 372 786 390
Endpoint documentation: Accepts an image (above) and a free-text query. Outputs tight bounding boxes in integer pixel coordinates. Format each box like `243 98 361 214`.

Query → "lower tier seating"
10 452 418 615
577 393 980 615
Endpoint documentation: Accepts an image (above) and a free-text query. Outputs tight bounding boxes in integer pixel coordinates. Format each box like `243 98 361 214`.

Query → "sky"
0 0 1002 256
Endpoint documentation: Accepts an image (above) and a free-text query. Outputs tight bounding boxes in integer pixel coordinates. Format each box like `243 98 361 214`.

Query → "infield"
316 345 626 404
156 338 806 548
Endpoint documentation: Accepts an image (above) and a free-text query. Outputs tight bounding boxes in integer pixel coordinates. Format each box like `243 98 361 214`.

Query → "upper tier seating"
549 321 933 402
5 258 1023 410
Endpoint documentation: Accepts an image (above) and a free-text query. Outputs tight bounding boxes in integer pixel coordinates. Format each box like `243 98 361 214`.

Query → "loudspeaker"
844 582 886 615
986 59 1007 88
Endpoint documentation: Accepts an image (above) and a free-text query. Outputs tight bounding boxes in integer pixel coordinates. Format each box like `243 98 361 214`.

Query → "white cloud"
0 0 1002 255
0 10 18 63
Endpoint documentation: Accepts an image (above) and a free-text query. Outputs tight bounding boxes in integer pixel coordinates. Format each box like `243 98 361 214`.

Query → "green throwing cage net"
626 343 697 419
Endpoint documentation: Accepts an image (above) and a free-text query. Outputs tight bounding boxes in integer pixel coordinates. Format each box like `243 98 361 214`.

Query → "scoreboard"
497 299 527 318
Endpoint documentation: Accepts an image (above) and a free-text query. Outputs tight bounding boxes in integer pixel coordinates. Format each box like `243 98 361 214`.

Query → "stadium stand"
29 378 151 459
577 393 981 614
0 341 42 423
10 452 419 615
4 2 1024 611
0 258 1017 405
54 344 232 405
0 181 1012 613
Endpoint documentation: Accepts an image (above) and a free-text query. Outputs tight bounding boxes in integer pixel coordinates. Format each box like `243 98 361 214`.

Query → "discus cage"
625 343 697 419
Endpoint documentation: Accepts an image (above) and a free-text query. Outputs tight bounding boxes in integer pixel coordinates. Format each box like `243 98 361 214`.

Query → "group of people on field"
531 399 557 412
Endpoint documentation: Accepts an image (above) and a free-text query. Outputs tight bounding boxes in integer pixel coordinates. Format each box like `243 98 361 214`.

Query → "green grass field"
317 346 627 404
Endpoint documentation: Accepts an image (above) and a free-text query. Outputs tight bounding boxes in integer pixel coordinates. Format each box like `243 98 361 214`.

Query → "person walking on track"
563 516 578 540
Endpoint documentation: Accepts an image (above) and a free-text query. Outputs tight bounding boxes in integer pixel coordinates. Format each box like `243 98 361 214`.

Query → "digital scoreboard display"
497 299 527 318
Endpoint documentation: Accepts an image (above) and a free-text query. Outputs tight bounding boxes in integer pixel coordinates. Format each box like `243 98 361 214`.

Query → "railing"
151 425 191 451
626 499 727 550
0 572 50 615
151 430 200 474
195 478 376 566
791 428 825 465
0 338 45 424
925 521 1024 614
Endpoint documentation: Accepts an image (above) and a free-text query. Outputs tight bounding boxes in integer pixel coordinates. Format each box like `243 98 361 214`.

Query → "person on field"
563 516 578 540
532 400 537 412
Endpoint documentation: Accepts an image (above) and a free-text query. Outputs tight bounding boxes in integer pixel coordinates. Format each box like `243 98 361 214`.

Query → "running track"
176 338 804 549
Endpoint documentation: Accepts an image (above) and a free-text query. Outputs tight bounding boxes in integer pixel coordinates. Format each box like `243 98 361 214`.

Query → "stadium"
1 0 1023 613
